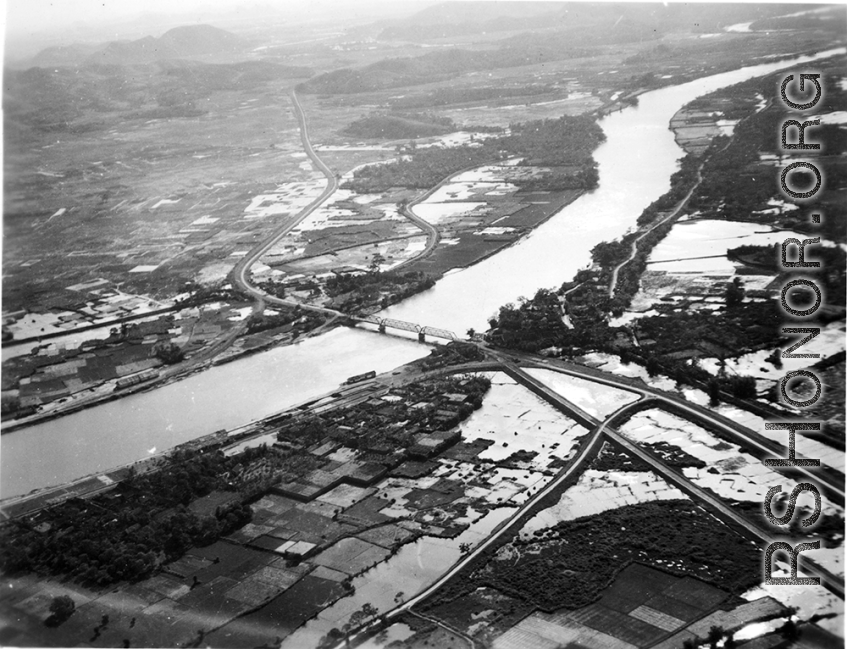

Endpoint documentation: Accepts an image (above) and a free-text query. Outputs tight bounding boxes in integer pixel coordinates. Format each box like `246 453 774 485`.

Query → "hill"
299 16 660 94
377 1 821 42
88 24 247 65
26 43 103 68
19 24 250 69
4 59 313 136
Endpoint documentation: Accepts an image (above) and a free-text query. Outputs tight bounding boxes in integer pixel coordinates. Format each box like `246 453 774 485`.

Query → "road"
408 611 477 649
503 360 844 595
605 100 769 299
12 83 840 644
606 427 845 599
500 350 845 504
335 353 843 647
392 186 441 273
224 89 444 322
229 89 341 314
332 371 613 649
607 165 703 297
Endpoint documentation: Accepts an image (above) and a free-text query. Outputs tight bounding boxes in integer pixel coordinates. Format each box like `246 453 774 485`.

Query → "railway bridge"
354 314 459 342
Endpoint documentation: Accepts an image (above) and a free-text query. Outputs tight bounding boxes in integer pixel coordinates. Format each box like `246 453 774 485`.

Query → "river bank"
0 315 344 435
3 46 843 502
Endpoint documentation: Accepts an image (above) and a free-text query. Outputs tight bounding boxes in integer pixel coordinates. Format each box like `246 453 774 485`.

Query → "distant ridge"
27 43 103 68
20 24 248 69
377 1 826 41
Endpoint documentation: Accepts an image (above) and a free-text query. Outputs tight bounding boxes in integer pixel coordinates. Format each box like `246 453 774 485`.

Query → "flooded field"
521 469 686 536
456 372 589 466
523 367 641 418
698 320 846 380
615 219 812 326
619 409 841 511
644 219 807 275
280 507 515 649
273 372 593 647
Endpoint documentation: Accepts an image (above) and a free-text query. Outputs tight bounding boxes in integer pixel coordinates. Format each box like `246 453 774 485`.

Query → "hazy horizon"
5 0 833 60
3 0 435 59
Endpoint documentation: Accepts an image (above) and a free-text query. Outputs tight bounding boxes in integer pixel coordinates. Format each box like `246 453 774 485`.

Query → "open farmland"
4 69 325 308
2 3 845 648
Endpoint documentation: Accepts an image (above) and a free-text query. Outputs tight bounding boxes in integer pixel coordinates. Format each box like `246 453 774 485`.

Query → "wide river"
2 47 843 500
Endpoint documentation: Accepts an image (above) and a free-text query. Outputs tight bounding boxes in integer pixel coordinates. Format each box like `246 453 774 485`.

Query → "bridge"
354 314 459 342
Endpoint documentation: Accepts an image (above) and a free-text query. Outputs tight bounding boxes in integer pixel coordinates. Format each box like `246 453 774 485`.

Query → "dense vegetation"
276 374 491 454
511 168 599 191
690 83 847 233
429 501 760 614
503 115 604 167
729 243 846 308
486 282 777 403
325 270 436 312
487 288 569 352
590 441 706 472
342 113 456 139
243 308 328 337
485 63 846 420
0 446 273 585
0 366 496 590
344 145 496 192
344 114 604 193
413 342 487 371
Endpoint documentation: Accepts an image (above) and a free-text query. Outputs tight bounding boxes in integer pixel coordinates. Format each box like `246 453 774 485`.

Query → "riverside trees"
0 447 263 586
344 114 604 193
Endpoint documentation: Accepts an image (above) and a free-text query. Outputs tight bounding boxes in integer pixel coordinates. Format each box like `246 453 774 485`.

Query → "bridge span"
354 314 459 342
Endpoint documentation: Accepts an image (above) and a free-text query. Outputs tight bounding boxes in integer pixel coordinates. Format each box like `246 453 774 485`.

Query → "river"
2 47 843 500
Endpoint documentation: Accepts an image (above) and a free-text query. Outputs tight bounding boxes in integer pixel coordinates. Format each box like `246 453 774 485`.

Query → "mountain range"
21 24 249 69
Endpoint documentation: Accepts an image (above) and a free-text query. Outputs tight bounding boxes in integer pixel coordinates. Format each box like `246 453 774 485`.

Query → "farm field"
2 3 845 649
0 367 597 648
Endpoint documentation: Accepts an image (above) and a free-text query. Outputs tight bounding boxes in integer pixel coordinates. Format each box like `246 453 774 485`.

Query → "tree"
153 342 185 365
716 354 727 378
729 376 757 400
645 356 661 377
342 603 379 647
466 328 476 339
780 618 800 641
707 625 724 648
725 277 745 308
368 253 385 274
707 378 721 407
47 595 75 625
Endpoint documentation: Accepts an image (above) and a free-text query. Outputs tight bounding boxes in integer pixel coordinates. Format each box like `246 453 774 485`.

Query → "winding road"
227 88 446 316
228 89 341 314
